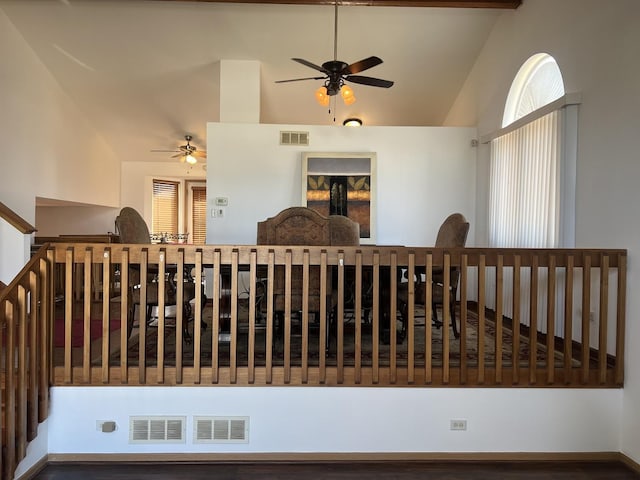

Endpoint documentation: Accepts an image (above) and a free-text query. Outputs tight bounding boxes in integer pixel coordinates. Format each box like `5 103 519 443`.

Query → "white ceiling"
1 0 507 163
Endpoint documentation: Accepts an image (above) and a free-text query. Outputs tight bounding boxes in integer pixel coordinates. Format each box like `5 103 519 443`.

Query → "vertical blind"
152 179 179 235
489 110 561 248
191 186 207 244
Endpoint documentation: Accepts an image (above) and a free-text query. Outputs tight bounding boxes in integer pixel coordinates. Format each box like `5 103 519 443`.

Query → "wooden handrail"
0 200 36 234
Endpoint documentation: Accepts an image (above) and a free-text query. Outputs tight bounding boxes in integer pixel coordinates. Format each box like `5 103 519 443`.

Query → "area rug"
116 303 576 369
54 301 122 348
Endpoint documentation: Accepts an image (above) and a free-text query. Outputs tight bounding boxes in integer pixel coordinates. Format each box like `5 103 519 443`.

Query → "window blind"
191 186 207 244
489 110 561 248
152 179 179 235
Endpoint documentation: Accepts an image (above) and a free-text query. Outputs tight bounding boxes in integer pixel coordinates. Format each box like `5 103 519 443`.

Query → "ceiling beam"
154 0 522 8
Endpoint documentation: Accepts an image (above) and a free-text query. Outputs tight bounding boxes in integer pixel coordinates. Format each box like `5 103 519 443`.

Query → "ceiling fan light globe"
315 86 330 106
185 154 197 165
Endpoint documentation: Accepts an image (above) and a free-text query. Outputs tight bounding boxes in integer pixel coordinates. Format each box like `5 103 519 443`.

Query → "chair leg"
432 303 443 328
450 298 460 339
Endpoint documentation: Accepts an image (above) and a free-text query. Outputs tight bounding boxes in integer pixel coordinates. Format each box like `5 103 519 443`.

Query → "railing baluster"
194 249 204 384
120 250 130 383
477 254 485 385
4 299 16 479
319 251 328 384
581 254 592 384
390 251 397 384
495 255 503 385
157 250 166 383
139 250 148 385
17 285 27 460
407 252 415 384
64 248 73 383
83 249 92 382
211 250 221 384
372 252 380 384
101 248 111 384
266 251 275 384
302 250 310 384
337 251 345 384
284 250 292 384
248 251 257 384
459 253 467 385
230 250 239 384
424 253 433 385
355 251 363 384
529 255 538 385
28 270 39 440
563 255 574 384
443 253 451 385
176 249 185 384
615 254 626 385
546 254 556 384
598 254 609 385
512 254 521 385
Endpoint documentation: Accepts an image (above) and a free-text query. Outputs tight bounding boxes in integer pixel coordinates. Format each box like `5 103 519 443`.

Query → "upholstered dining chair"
397 213 470 339
115 207 200 342
256 207 360 352
256 207 333 330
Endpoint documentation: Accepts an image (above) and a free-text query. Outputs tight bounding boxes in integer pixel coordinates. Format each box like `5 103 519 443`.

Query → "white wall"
35 206 121 237
42 386 621 456
206 123 477 247
0 8 121 286
0 220 30 283
446 0 640 463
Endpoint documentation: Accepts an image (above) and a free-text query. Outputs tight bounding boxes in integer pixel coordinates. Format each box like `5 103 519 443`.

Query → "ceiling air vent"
193 416 249 444
129 416 186 444
280 131 309 146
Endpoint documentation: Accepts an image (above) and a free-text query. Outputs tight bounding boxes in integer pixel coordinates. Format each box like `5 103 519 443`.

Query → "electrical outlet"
450 419 467 431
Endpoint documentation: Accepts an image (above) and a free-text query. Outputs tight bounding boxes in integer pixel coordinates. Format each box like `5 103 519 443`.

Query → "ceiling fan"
275 1 393 107
151 135 206 164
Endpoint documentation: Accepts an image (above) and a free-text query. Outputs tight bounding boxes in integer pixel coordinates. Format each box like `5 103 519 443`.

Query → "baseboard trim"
620 452 640 473
46 451 626 464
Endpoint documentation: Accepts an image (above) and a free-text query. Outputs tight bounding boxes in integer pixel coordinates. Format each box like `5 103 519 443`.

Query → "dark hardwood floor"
30 461 640 479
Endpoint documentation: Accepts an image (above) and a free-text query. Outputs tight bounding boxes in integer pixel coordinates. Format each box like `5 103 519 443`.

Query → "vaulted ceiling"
1 0 521 163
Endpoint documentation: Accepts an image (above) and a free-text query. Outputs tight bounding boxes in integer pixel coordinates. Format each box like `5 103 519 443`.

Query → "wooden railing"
0 243 627 479
0 247 51 480
35 243 625 387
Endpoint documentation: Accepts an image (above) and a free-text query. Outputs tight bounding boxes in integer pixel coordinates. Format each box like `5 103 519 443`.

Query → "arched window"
503 53 565 127
488 53 575 248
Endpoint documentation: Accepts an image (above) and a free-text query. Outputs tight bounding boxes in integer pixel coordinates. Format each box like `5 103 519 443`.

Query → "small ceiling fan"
275 1 393 107
151 135 206 164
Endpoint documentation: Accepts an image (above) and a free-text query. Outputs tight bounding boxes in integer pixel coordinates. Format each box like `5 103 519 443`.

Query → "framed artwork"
301 152 376 244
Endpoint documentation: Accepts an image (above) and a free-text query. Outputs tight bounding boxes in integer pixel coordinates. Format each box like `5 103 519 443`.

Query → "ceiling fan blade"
150 149 179 153
292 58 328 74
171 153 185 158
193 151 207 158
346 75 394 88
345 56 383 75
276 76 326 83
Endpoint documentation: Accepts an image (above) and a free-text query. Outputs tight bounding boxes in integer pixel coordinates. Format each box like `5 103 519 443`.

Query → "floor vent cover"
280 131 309 146
194 416 249 443
129 416 186 444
